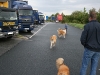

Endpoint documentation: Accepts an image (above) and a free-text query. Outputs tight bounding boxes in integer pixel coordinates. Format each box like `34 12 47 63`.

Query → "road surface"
0 22 100 75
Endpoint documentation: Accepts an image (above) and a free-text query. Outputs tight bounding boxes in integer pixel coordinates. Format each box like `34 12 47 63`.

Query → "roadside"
68 23 84 29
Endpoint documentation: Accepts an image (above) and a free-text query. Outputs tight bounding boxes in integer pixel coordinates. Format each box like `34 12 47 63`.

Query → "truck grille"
1 26 15 32
21 20 32 22
21 23 32 25
41 20 44 23
21 23 32 28
23 25 30 28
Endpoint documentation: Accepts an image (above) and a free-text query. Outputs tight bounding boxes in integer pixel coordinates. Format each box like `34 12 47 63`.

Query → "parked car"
56 20 59 23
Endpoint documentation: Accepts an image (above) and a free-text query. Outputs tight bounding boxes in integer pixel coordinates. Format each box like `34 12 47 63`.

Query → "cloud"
28 0 100 16
62 0 67 3
69 0 77 3
59 10 72 15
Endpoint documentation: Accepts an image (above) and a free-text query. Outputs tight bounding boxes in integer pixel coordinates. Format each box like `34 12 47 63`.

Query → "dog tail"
57 28 61 32
57 29 60 33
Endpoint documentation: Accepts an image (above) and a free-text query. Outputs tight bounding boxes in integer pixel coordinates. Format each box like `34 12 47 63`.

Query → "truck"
0 0 18 38
33 10 39 25
38 12 45 24
33 10 45 25
11 1 34 32
57 14 63 22
44 15 49 22
51 16 56 22
46 16 49 21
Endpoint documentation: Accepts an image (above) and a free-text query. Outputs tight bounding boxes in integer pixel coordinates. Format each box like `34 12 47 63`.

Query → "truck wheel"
7 36 13 39
27 30 31 33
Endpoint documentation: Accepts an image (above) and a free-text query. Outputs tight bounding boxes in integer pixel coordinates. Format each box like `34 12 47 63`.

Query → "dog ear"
57 58 64 65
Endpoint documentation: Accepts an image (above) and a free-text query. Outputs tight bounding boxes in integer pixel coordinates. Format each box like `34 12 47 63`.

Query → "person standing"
65 23 68 32
80 10 100 75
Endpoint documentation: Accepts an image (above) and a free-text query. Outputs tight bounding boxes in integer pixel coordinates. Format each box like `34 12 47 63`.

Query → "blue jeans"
80 48 100 75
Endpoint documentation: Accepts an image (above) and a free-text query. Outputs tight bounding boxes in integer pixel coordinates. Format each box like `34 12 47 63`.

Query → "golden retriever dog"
56 58 70 75
50 35 57 49
57 28 66 38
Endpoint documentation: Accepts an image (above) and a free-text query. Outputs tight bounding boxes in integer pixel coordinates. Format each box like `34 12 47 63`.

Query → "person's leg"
80 48 94 75
66 28 67 32
90 52 100 75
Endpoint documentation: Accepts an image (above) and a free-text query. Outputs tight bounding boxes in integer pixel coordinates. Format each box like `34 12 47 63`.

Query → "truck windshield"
18 10 32 15
0 11 17 20
39 15 44 19
33 10 38 14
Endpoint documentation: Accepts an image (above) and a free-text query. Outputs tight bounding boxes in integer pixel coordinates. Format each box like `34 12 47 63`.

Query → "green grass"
67 23 85 29
14 34 28 40
15 34 24 38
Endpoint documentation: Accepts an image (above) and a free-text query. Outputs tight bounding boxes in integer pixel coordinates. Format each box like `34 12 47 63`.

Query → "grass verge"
14 34 28 40
67 23 85 29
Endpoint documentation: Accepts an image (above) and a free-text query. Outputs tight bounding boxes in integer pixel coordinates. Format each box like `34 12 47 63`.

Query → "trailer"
46 16 49 20
57 14 63 21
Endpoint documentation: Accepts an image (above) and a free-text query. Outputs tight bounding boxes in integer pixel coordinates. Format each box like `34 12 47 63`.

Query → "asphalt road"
0 22 100 75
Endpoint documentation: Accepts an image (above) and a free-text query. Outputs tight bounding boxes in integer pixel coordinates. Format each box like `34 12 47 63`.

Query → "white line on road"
29 24 48 38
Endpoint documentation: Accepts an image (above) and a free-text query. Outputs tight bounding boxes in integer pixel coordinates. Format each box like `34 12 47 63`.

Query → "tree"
50 7 100 23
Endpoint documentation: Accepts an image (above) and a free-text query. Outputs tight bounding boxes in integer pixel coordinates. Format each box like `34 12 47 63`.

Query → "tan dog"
57 28 66 38
56 58 70 75
50 35 57 49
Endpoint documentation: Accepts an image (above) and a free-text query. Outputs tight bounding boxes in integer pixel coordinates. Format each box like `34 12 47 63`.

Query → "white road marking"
29 24 48 38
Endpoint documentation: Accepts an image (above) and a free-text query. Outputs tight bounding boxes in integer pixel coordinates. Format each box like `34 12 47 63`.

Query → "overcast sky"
28 0 100 16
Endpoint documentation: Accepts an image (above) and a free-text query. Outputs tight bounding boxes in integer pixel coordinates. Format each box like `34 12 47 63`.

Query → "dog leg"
50 42 53 49
64 35 65 38
63 34 65 38
53 43 55 47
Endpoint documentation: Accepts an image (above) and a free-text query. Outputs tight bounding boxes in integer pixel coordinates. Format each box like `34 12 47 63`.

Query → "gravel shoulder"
0 23 48 56
0 35 28 56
